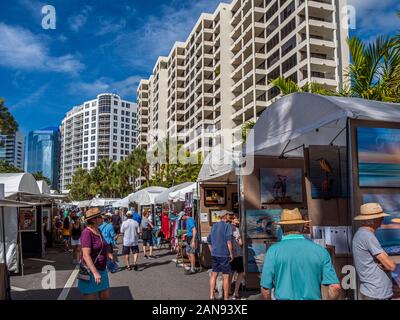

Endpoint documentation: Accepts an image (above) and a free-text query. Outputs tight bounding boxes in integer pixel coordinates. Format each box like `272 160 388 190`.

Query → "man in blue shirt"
260 208 341 300
100 213 118 273
132 209 142 225
182 212 198 275
207 210 233 300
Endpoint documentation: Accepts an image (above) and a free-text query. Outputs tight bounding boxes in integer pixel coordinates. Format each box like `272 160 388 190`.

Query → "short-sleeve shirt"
141 217 151 230
80 228 107 271
232 225 243 257
207 221 233 258
121 219 140 247
352 228 393 299
260 234 339 300
186 217 196 238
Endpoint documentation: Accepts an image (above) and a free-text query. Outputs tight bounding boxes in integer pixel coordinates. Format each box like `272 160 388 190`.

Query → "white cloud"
68 6 92 32
112 0 222 71
11 83 49 110
96 19 126 36
0 23 84 75
69 76 142 100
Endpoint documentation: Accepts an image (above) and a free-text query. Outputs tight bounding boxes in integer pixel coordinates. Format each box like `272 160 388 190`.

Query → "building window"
121 117 125 122
90 162 95 167
121 110 125 115
92 101 96 106
85 111 89 116
113 149 117 153
85 118 89 123
84 157 88 161
113 142 117 147
84 124 89 129
91 129 96 134
113 135 118 140
91 149 95 154
84 150 88 155
126 111 130 116
113 129 118 134
84 144 88 149
113 156 117 160
113 109 118 114
122 102 125 107
114 100 118 105
84 137 89 142
126 103 130 108
91 142 95 147
114 115 118 121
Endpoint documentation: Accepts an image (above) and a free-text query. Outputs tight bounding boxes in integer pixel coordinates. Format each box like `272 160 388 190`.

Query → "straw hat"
85 207 102 220
354 203 390 221
126 211 133 217
217 210 230 218
277 208 311 225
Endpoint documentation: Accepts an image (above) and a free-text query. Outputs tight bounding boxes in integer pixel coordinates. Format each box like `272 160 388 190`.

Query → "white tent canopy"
197 147 240 183
246 93 400 157
37 180 50 194
112 197 130 208
76 200 92 208
128 186 167 206
90 198 120 207
154 182 194 204
169 182 197 203
0 173 41 198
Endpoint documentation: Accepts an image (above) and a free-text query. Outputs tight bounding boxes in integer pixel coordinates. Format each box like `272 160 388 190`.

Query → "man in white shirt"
120 211 141 271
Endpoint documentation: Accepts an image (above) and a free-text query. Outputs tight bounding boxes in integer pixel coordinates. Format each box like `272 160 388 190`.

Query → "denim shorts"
186 237 199 254
211 256 232 274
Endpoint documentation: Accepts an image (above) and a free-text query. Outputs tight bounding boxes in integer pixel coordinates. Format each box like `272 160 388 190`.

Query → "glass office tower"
26 127 61 190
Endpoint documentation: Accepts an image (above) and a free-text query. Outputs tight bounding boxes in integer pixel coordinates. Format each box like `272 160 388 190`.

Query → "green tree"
68 167 93 200
242 120 256 143
347 36 400 102
32 171 52 185
0 99 18 134
270 76 339 96
0 160 22 173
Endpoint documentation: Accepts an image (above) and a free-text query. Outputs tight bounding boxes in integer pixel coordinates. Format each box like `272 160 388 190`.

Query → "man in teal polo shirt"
260 208 341 300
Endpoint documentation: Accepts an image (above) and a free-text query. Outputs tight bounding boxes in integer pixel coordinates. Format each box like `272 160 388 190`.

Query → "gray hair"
281 224 304 234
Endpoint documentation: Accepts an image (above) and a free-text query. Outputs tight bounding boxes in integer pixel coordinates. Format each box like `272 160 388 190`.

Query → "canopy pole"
1 206 11 300
329 126 347 146
279 140 291 159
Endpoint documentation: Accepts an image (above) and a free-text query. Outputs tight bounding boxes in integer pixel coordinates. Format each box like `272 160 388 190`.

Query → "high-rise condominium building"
26 127 61 190
0 131 25 170
137 0 350 155
60 94 138 193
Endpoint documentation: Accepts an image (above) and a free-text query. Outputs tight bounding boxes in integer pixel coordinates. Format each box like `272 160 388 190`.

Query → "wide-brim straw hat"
392 218 400 223
85 207 102 220
354 203 390 221
277 208 311 225
217 210 231 218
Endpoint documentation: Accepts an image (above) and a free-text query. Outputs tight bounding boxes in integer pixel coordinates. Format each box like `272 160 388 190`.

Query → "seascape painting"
247 242 273 273
363 194 400 254
246 209 283 239
260 168 303 204
358 127 400 188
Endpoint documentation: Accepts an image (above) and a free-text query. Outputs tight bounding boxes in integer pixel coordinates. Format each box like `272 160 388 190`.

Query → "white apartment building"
0 131 25 170
60 93 138 192
138 0 349 156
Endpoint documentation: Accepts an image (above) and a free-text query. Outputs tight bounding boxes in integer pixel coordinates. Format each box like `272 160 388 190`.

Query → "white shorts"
71 238 81 246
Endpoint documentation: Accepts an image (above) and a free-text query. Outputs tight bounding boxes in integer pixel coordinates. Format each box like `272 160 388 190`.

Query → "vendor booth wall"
350 119 400 299
20 206 44 258
0 207 19 273
243 156 352 298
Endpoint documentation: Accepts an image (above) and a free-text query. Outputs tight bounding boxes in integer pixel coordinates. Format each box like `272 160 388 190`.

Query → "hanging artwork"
247 241 274 273
231 193 239 214
358 127 400 187
309 146 341 199
185 192 193 208
204 187 226 206
260 168 303 204
19 207 37 232
246 209 283 240
363 194 400 254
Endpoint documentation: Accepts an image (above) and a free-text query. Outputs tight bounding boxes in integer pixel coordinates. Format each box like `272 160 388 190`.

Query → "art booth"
197 148 241 268
241 93 400 299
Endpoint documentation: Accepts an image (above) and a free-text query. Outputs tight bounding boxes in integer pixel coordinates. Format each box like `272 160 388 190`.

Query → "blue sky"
0 0 399 135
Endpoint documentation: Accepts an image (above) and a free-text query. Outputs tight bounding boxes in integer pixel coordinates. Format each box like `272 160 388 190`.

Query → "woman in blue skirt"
78 208 110 300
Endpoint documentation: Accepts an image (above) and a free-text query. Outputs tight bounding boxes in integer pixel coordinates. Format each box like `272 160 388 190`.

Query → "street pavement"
10 237 211 300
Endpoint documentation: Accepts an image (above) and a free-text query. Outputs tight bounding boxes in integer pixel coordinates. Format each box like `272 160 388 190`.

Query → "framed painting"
260 168 303 204
204 187 226 206
231 193 239 214
19 207 37 232
246 209 283 240
358 127 400 188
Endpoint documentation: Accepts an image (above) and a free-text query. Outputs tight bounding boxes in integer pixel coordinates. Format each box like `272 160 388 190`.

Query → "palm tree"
242 120 256 143
68 168 93 200
270 76 339 96
347 36 400 102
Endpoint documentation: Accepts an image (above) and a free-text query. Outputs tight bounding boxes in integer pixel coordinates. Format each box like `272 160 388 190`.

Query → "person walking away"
141 210 155 259
78 208 110 300
353 203 396 300
70 216 83 264
182 213 199 275
62 215 71 252
261 208 341 300
100 213 119 273
120 211 140 271
228 214 244 299
133 209 142 225
112 209 122 244
207 210 234 300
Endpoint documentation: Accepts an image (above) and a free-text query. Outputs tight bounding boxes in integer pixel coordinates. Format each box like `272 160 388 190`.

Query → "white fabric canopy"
37 180 50 194
76 200 92 207
112 197 130 208
0 173 41 198
90 198 120 207
197 147 240 183
246 93 400 157
128 187 167 206
169 182 197 202
154 182 194 204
